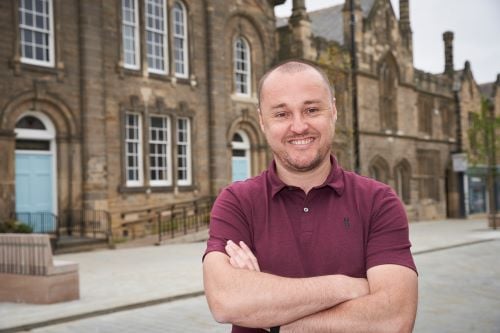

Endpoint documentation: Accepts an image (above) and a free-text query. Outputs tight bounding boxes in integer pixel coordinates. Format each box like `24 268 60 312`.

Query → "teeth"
290 138 313 145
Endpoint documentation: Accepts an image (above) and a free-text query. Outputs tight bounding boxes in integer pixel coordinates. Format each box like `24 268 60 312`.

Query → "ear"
332 99 338 122
258 108 265 132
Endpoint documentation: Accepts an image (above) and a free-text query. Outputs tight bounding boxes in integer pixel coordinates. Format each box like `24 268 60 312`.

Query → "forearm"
203 252 367 328
283 266 418 333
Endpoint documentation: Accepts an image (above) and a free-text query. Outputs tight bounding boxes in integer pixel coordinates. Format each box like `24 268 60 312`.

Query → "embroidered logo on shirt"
343 217 350 229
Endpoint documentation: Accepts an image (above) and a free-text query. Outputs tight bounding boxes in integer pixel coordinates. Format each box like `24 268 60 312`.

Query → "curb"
0 291 205 333
412 238 495 256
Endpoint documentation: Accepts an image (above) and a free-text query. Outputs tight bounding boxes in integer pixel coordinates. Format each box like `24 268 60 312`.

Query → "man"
203 59 418 332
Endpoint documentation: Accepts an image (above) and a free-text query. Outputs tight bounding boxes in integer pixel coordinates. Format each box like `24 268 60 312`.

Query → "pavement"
0 218 499 332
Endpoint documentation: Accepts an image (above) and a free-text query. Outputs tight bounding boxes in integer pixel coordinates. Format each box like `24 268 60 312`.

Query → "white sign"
452 153 468 172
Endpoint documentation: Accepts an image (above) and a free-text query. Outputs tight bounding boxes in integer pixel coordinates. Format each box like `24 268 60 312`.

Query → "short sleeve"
203 186 253 261
366 187 417 274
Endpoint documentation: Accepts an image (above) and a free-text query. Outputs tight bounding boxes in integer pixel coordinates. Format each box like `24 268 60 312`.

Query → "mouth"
288 137 315 145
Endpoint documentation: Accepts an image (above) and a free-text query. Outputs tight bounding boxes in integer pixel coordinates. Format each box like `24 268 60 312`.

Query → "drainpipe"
349 1 360 174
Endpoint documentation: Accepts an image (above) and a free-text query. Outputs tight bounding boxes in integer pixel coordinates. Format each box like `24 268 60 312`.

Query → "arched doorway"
14 111 57 232
231 130 251 182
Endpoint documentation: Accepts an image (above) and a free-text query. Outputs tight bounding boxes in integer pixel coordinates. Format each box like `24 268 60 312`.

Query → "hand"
225 240 261 272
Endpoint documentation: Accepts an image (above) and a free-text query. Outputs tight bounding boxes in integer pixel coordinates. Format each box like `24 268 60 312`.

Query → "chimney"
288 0 315 59
443 31 454 76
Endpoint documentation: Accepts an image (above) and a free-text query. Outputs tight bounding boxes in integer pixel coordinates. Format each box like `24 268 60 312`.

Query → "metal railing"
12 210 111 242
156 197 213 243
62 209 111 240
14 212 58 234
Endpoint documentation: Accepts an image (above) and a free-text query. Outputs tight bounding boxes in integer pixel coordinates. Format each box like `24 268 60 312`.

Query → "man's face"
258 67 337 173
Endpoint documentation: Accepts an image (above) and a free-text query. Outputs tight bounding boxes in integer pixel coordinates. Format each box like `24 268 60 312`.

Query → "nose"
290 113 308 134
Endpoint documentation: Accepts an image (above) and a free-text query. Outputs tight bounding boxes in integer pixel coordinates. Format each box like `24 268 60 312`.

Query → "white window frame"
149 115 172 186
234 37 251 96
125 113 143 187
122 0 140 70
145 0 168 74
176 117 192 186
19 0 55 67
172 1 188 78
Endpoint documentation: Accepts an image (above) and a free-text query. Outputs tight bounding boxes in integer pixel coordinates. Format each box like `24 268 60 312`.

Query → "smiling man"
203 59 418 333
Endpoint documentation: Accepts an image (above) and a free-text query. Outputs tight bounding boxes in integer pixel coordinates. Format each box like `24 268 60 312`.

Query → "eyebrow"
269 100 323 110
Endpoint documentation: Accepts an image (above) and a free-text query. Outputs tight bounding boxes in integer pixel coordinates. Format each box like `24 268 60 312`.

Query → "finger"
239 241 260 272
227 240 256 271
226 241 250 269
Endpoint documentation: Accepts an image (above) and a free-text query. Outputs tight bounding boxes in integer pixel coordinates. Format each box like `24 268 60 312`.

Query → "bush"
0 220 33 233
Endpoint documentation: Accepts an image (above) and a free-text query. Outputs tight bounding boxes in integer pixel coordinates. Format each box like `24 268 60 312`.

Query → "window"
231 131 251 182
172 1 188 78
125 113 143 186
368 156 389 184
234 37 251 95
379 56 398 131
394 160 411 204
440 104 454 137
417 150 440 201
176 117 191 186
145 0 168 74
149 116 171 186
122 0 140 69
19 0 54 66
418 95 433 135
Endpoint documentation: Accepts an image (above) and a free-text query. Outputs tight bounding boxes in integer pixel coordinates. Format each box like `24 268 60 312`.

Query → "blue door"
232 157 249 182
15 153 55 232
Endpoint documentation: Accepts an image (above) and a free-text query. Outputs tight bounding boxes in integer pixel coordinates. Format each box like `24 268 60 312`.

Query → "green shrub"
0 220 33 233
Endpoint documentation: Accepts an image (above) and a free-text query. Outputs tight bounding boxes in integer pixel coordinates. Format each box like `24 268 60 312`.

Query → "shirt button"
303 207 309 213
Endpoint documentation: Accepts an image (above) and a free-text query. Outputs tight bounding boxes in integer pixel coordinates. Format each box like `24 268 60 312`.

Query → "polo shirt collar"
268 155 345 197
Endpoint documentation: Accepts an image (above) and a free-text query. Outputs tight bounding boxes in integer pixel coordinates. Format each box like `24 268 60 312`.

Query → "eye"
305 107 319 115
273 111 288 118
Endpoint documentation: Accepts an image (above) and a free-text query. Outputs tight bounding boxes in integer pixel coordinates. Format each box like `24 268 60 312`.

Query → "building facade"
276 0 498 221
0 0 495 241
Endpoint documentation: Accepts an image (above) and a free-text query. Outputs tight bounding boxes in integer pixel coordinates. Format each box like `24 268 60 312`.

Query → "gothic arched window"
379 56 398 131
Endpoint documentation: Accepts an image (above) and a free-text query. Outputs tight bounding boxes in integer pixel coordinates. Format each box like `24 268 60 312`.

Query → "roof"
478 82 494 98
276 0 377 45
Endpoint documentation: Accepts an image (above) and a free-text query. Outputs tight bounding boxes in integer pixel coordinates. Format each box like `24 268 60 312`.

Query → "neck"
275 156 332 194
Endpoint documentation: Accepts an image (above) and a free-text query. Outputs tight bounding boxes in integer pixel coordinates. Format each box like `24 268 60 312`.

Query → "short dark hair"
257 58 334 108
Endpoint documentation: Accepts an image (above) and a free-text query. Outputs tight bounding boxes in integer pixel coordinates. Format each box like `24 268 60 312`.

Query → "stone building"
276 0 497 220
0 0 282 241
0 0 494 242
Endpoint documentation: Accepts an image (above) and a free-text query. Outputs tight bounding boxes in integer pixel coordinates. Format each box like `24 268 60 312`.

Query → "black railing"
14 212 58 234
157 197 213 243
12 210 111 243
62 209 111 240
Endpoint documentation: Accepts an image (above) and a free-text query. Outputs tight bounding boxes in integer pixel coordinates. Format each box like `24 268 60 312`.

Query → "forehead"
261 67 330 102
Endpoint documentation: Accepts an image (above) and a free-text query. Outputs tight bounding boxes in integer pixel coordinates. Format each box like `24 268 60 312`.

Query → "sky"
274 0 500 84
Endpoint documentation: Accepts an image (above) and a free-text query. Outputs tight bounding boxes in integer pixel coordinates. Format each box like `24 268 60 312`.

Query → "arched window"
368 156 389 184
394 160 411 204
172 1 188 78
231 130 251 181
379 56 398 131
234 37 251 96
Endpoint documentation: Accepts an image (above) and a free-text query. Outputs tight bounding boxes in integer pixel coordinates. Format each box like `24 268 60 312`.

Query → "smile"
289 137 314 145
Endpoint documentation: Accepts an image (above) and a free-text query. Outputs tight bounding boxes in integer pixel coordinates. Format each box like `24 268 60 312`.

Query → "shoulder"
342 169 393 196
217 170 269 204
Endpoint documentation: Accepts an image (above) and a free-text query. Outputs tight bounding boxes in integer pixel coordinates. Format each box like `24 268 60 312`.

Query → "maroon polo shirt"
204 156 416 333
